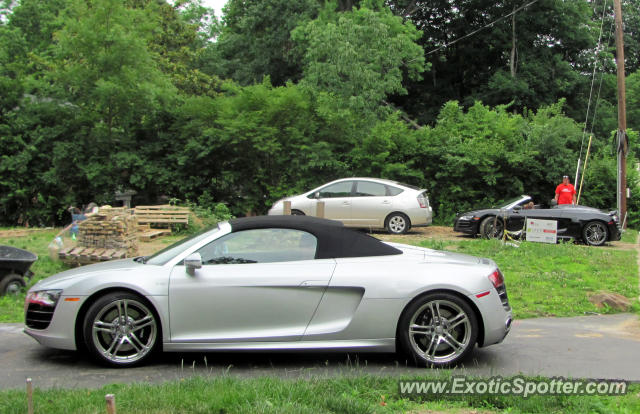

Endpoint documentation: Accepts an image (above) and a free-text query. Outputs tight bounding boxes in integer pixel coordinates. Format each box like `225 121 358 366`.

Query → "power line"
426 0 542 56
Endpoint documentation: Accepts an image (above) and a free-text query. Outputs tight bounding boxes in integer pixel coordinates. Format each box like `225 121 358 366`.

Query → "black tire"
82 292 159 367
479 216 504 239
291 209 305 216
582 221 608 246
386 213 410 234
0 273 26 296
398 292 478 367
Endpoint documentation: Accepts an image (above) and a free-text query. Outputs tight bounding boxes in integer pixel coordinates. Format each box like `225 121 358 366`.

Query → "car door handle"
382 200 391 204
342 201 351 206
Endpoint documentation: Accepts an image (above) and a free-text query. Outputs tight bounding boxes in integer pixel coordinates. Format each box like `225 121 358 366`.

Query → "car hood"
457 208 499 217
30 258 142 291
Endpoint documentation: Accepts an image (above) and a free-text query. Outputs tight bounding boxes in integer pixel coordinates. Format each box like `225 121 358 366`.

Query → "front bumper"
609 223 622 241
453 218 480 235
24 296 84 351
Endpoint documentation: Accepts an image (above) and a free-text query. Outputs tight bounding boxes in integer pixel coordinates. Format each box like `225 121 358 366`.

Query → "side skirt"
163 338 396 353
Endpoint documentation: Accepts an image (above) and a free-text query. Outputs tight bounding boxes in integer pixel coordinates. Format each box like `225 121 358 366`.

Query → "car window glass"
355 181 387 197
146 226 219 265
387 185 404 196
318 181 353 198
197 228 317 265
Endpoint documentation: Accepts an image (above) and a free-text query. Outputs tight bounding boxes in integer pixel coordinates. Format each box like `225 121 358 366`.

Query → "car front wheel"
398 292 478 367
82 292 159 367
479 216 504 239
582 221 608 246
386 213 410 234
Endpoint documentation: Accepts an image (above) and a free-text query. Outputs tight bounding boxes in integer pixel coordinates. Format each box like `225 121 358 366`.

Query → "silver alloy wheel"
408 299 472 364
91 298 157 364
481 216 503 239
583 221 607 246
387 215 407 234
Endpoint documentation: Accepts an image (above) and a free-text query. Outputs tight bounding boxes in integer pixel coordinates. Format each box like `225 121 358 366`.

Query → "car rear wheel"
82 292 159 367
582 221 608 246
479 216 504 239
0 274 26 295
386 213 410 234
398 292 478 367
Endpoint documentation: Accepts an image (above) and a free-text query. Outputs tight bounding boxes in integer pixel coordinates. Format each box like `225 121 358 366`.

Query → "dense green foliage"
1 0 639 227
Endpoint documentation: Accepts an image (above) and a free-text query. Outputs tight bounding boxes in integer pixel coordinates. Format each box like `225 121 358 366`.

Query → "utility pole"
613 0 628 228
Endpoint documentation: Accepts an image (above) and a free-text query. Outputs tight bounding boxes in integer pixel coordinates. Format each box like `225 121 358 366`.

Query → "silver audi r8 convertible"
25 216 512 367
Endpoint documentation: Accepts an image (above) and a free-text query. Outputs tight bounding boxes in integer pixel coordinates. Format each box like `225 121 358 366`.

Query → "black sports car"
454 195 621 246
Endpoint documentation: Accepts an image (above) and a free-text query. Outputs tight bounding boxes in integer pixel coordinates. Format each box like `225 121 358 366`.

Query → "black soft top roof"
229 216 402 259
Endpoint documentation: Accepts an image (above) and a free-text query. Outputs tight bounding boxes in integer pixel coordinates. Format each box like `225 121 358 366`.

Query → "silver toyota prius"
24 216 511 367
268 178 432 234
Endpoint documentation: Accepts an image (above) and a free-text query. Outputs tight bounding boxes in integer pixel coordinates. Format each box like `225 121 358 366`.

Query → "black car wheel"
291 209 305 216
582 221 608 246
386 213 410 234
83 292 159 367
479 216 504 239
398 292 478 367
0 274 26 295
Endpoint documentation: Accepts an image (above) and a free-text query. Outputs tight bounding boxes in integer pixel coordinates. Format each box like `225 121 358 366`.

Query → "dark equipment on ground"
0 245 37 295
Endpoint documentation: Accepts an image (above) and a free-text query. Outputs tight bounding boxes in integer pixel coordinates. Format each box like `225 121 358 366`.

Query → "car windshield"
497 196 529 209
144 225 220 265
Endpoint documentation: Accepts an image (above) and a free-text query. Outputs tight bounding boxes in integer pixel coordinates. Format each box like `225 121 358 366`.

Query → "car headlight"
25 290 62 310
458 215 475 221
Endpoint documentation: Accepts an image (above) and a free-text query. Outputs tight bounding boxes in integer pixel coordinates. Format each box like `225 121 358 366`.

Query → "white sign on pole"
526 219 557 244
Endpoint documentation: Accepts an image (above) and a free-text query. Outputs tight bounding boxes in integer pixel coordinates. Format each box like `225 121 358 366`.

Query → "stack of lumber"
59 207 139 265
134 205 190 241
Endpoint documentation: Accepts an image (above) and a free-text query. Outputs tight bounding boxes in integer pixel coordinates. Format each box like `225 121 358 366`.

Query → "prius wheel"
398 293 478 367
479 216 503 239
582 221 608 246
386 213 410 234
291 209 305 216
83 292 159 367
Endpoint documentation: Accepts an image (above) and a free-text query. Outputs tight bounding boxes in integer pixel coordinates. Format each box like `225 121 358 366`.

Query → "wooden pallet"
134 205 190 227
139 229 172 242
59 246 128 265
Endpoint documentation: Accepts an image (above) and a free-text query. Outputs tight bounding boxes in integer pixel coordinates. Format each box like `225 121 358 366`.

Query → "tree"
389 0 596 125
212 0 320 86
46 0 177 201
293 0 425 119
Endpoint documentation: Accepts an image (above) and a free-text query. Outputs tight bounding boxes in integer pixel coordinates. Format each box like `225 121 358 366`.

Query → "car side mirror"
184 252 202 275
513 206 522 211
315 192 321 199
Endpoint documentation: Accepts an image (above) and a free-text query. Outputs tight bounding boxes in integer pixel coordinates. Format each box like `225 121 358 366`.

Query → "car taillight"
417 194 428 208
488 270 504 288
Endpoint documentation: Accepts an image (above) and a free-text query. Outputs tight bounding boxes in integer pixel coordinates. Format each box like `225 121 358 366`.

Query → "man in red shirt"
555 175 576 205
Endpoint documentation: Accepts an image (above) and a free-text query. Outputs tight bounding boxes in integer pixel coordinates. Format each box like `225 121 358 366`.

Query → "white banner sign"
526 219 557 244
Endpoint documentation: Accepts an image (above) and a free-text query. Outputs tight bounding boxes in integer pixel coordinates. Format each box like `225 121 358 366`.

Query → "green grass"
0 375 638 414
621 228 638 243
419 238 640 319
